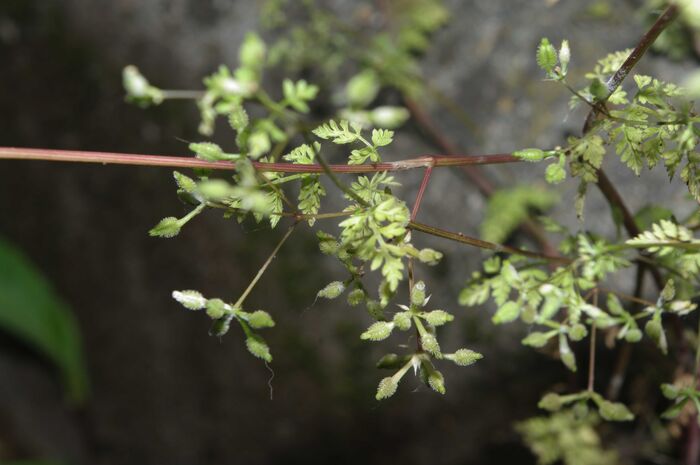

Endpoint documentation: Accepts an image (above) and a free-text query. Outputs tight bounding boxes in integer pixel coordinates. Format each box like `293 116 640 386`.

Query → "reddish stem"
410 165 434 221
0 147 519 174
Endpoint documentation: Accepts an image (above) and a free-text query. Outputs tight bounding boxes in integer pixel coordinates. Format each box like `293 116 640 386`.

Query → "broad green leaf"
0 236 89 403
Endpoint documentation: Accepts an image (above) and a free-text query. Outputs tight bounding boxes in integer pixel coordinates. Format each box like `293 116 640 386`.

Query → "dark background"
0 1 695 464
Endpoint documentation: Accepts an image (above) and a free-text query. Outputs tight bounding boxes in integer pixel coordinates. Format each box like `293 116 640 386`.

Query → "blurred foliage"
0 236 88 403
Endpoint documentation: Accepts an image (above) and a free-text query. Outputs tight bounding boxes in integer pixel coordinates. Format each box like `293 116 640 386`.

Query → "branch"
0 147 519 174
408 221 570 264
582 4 680 133
582 5 679 289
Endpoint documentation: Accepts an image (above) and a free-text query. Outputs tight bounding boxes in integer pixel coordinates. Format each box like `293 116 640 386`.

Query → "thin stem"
694 312 700 389
206 202 352 221
407 164 435 345
161 90 207 100
582 4 679 133
598 286 655 308
588 290 599 392
410 165 434 221
408 221 570 264
233 223 296 308
0 147 519 174
605 265 647 400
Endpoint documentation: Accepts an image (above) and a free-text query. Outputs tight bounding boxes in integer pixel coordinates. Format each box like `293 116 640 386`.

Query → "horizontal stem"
408 221 570 264
0 147 520 174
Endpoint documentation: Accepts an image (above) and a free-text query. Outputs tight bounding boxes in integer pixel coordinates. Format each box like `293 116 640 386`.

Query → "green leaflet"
480 185 558 244
536 38 557 76
0 236 89 403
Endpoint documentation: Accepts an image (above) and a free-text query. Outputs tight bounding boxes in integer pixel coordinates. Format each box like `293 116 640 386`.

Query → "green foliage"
282 79 318 113
536 38 558 77
0 236 89 403
516 410 618 465
122 65 163 107
362 282 482 399
172 289 275 362
481 185 558 243
116 4 700 461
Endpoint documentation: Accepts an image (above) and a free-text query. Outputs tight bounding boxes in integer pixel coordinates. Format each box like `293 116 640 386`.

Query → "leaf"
421 310 454 326
661 383 680 400
661 279 675 302
538 393 564 411
239 32 266 71
283 143 318 165
228 103 249 133
459 280 490 306
0 236 89 403
122 65 163 107
317 281 345 299
370 106 410 128
247 310 275 329
346 69 381 108
348 147 378 165
282 79 319 113
246 334 272 362
298 177 326 226
662 397 689 419
634 74 652 89
633 204 673 231
597 400 634 421
481 186 558 243
313 120 360 144
572 135 606 169
371 129 394 147
420 333 442 357
189 142 239 162
428 369 446 394
205 298 227 320
361 321 395 341
393 311 412 330
173 171 197 194
149 217 181 238
536 38 557 75
172 290 207 310
513 148 547 162
545 159 567 184
493 301 520 324
559 334 577 372
376 376 398 400
558 40 571 74
446 349 483 366
522 331 556 348
417 248 443 265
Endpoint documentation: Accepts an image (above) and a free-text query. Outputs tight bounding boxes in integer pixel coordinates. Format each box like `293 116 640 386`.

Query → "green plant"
0 235 89 403
2 0 700 462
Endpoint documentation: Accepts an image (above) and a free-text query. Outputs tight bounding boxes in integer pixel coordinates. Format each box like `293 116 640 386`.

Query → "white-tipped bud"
172 290 207 310
559 40 570 75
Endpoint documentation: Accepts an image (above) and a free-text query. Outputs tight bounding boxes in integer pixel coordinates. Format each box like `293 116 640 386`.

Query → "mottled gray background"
0 1 695 464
